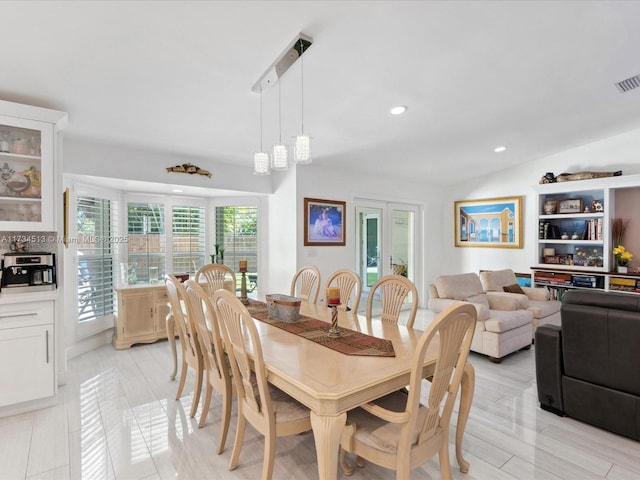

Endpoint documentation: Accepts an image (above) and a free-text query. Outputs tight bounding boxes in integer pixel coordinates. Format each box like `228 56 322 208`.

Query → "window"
172 205 206 273
127 202 166 283
77 196 116 323
215 205 258 291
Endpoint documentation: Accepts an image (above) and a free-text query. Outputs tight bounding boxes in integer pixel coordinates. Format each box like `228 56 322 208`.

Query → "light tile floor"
1 308 640 479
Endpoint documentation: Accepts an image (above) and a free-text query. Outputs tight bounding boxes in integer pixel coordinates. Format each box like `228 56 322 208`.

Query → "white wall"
296 163 446 306
65 138 273 194
265 166 298 295
443 126 640 275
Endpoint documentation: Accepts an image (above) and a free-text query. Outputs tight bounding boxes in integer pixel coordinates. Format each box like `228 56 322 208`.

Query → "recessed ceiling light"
390 105 407 115
494 146 507 153
172 189 183 193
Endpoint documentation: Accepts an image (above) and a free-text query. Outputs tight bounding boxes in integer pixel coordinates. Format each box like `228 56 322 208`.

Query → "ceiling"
3 1 640 186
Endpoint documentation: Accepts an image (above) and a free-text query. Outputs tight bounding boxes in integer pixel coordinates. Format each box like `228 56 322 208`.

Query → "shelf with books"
608 275 640 294
534 174 640 296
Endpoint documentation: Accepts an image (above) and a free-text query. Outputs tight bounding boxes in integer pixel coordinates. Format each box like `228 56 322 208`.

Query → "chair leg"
217 389 232 454
262 430 276 480
175 360 188 400
229 413 246 471
438 439 452 480
190 366 203 418
198 381 213 428
339 448 354 476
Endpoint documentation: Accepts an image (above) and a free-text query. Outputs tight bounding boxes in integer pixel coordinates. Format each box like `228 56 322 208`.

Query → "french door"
355 200 419 297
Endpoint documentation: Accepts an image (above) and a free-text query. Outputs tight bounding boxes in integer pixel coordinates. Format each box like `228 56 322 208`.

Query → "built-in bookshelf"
532 174 640 297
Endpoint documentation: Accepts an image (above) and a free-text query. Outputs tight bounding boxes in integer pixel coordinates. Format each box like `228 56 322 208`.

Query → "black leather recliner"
535 289 640 440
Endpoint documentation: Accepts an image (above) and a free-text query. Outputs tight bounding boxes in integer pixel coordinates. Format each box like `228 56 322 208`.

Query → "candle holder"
240 271 251 305
327 304 342 338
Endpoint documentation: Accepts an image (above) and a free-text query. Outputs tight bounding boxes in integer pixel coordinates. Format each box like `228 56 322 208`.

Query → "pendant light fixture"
294 38 311 164
251 33 312 172
253 86 270 175
271 80 288 170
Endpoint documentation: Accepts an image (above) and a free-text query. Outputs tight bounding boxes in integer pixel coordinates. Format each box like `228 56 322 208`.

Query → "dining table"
167 299 475 480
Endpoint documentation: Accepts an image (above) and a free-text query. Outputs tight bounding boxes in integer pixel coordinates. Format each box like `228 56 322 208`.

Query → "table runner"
246 301 395 357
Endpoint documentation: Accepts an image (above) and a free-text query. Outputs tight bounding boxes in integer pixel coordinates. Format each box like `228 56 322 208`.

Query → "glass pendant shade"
253 151 270 175
295 135 311 164
272 144 288 170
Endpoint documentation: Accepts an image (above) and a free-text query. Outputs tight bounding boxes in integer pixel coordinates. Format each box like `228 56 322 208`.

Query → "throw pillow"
503 283 525 295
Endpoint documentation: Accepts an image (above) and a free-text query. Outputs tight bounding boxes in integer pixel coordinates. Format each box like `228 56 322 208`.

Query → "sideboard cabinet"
113 284 171 349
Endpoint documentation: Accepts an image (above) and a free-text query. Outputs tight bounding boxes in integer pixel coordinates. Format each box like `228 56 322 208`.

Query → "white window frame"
70 183 121 340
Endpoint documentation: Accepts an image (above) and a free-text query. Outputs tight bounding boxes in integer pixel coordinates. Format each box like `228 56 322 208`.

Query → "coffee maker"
1 252 56 293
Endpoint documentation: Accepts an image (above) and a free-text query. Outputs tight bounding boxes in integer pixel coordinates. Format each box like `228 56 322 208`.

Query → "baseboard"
66 328 114 362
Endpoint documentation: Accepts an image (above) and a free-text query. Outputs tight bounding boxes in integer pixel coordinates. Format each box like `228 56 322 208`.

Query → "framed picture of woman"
304 197 346 246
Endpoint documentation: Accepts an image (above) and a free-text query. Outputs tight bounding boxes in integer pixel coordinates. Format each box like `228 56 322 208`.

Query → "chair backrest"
196 263 237 297
165 274 200 361
479 269 518 292
401 303 476 457
290 266 321 303
324 269 362 312
184 279 229 387
366 274 419 328
213 289 274 422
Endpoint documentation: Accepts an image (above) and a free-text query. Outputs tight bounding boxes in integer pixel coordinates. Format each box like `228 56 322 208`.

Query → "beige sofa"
479 269 561 334
428 272 533 362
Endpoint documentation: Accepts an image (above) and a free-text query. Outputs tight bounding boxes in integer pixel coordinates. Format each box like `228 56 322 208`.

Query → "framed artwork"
557 198 583 214
304 197 346 246
454 196 523 248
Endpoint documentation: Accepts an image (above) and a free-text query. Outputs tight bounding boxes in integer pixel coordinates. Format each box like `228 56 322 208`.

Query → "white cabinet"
0 101 67 231
0 300 55 408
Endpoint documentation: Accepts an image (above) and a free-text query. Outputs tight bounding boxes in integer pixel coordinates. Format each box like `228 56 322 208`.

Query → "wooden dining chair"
366 274 419 328
196 263 237 296
290 265 321 303
212 289 312 480
183 279 234 453
324 268 362 312
165 274 204 418
339 303 477 480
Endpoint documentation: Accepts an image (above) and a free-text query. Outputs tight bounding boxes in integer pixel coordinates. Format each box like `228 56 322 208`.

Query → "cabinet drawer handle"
0 312 38 319
46 329 50 363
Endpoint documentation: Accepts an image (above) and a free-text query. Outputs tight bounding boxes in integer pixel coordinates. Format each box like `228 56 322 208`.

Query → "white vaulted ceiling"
2 1 640 185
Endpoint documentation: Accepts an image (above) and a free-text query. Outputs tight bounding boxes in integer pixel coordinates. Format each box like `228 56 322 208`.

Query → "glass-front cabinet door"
0 116 53 231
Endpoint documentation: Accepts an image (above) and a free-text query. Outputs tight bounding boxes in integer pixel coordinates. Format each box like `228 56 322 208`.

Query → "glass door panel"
356 200 420 306
357 207 382 288
390 207 415 280
0 123 42 223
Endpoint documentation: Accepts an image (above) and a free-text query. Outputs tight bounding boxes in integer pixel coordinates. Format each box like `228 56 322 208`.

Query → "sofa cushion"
435 273 483 301
486 292 525 310
480 269 518 292
503 283 525 295
484 309 533 333
466 293 489 308
523 286 550 302
562 298 640 397
527 300 561 320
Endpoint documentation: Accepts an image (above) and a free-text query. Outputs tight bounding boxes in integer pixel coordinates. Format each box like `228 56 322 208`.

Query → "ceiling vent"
614 74 640 93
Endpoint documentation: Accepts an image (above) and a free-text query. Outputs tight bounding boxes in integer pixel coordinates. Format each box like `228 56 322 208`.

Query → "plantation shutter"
77 196 117 323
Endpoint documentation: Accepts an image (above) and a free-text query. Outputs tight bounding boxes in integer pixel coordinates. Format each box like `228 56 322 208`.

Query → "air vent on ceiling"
614 74 640 93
